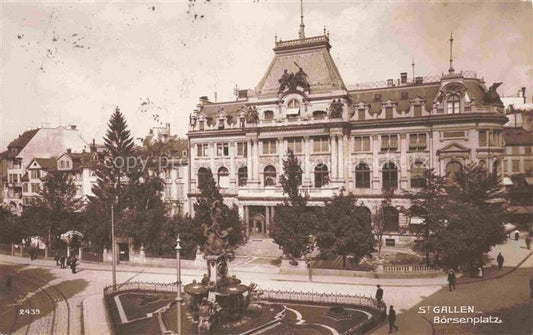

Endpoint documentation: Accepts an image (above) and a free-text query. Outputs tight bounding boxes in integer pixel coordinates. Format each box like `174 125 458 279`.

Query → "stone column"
372 135 380 190
244 206 249 237
331 135 338 180
400 134 408 189
338 134 345 181
265 206 270 237
303 136 311 185
247 140 252 180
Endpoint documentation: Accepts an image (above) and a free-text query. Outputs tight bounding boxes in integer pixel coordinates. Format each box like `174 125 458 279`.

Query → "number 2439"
19 309 40 315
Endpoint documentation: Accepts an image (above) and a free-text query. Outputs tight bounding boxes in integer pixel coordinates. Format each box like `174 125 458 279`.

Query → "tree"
193 168 244 252
0 205 25 243
405 169 449 265
86 107 136 250
269 151 317 259
22 171 82 255
316 191 375 267
372 190 395 257
436 163 507 275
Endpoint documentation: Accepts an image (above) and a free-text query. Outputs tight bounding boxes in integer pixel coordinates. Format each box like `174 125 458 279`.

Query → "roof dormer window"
286 99 300 116
447 94 460 114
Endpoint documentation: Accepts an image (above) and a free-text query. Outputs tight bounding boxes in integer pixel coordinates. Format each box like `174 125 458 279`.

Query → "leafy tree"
0 205 25 243
269 151 316 259
436 163 507 275
22 171 82 255
193 168 244 251
405 169 449 265
372 190 395 257
316 191 375 267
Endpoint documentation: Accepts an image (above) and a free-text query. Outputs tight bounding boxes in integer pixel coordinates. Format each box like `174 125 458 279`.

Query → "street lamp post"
111 203 116 287
175 235 183 335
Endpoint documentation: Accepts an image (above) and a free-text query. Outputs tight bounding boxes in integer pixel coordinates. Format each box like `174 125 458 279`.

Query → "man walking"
448 269 456 291
375 285 384 307
525 235 531 250
497 252 504 270
388 305 398 333
70 256 77 274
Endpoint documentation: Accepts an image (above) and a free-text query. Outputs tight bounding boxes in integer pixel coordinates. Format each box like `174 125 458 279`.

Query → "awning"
410 216 425 225
525 177 533 186
504 223 516 233
286 107 300 115
502 177 513 186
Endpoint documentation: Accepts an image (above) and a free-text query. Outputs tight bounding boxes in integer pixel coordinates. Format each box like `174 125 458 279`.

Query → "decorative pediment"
437 142 470 154
436 82 466 103
410 96 426 104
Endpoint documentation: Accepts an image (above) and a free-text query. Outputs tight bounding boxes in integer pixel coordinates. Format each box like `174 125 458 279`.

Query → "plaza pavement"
1 236 530 335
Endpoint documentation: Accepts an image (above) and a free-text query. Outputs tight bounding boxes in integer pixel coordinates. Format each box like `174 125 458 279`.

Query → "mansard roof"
198 101 247 125
255 35 346 96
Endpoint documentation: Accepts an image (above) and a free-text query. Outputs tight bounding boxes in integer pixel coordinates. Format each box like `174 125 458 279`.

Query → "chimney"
67 148 72 154
70 125 77 130
400 72 408 84
199 96 210 104
521 87 526 103
237 89 248 101
387 79 394 87
415 76 424 85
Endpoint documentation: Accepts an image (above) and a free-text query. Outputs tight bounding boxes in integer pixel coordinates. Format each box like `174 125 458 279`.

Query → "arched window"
288 99 300 108
446 161 463 183
238 166 248 186
264 165 277 186
264 110 274 120
356 206 372 229
382 162 398 190
217 167 229 189
383 207 399 231
410 161 427 188
314 164 329 188
355 163 370 188
447 95 460 114
197 167 209 190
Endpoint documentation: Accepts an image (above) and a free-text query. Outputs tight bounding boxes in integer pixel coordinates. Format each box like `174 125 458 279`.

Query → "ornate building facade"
187 28 507 246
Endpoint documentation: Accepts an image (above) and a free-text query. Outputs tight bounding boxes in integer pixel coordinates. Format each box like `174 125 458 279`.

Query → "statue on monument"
484 82 504 105
202 203 234 258
278 62 310 93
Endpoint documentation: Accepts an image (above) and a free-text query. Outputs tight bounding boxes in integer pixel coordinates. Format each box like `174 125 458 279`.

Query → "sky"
1 0 532 149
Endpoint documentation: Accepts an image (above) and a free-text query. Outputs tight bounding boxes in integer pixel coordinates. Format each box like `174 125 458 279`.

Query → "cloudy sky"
1 0 531 149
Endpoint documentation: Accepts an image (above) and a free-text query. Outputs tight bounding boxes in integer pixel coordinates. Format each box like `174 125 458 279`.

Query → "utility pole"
111 202 116 287
175 235 183 335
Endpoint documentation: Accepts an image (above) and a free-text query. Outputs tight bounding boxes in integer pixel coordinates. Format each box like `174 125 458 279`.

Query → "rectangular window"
512 160 520 172
236 142 247 157
409 133 427 151
59 161 64 169
31 183 40 193
216 143 229 156
199 121 205 130
262 139 277 155
358 109 366 120
413 105 422 117
196 144 208 157
385 107 393 119
30 170 39 179
354 136 370 152
524 159 533 173
525 147 532 154
313 137 329 153
479 130 487 147
381 135 398 151
512 146 520 155
401 92 409 100
287 138 303 154
22 183 28 193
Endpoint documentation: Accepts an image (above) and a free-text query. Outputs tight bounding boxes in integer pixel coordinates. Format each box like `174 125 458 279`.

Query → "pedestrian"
375 284 384 307
514 230 520 241
497 252 504 270
525 235 531 250
447 269 456 291
306 259 312 282
54 252 60 266
70 255 77 274
388 305 398 333
60 255 66 268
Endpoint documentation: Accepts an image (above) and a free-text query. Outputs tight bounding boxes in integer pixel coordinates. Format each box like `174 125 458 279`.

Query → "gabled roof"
503 127 533 146
29 157 57 171
7 128 39 158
